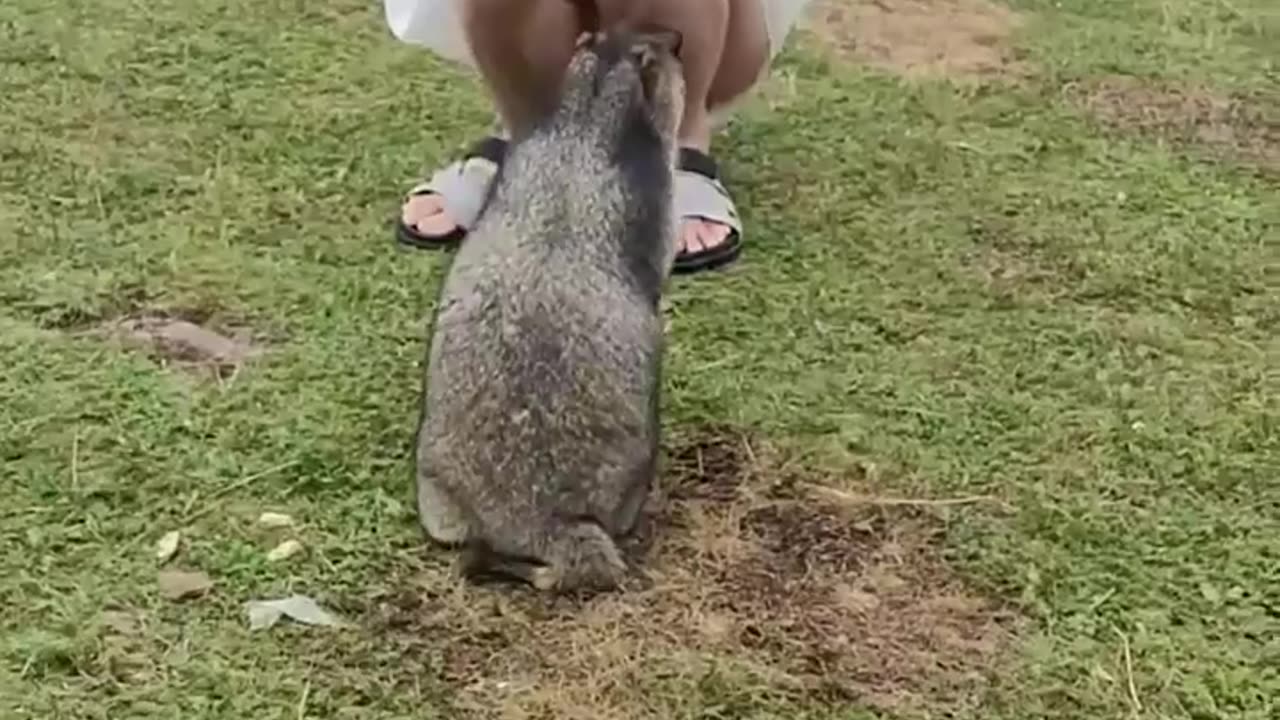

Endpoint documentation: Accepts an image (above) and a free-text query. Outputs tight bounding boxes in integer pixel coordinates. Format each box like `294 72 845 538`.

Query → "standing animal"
413 27 686 592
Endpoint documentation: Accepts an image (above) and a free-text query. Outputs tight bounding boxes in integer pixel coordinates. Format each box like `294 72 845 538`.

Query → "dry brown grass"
1071 75 1280 174
364 427 1022 719
804 0 1028 81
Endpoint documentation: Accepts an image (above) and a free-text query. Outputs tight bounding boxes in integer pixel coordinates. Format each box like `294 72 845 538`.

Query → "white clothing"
383 0 811 66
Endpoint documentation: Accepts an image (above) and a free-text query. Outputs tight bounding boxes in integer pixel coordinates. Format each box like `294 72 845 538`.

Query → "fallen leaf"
257 512 294 528
157 569 213 600
266 539 304 562
245 595 346 631
154 530 181 563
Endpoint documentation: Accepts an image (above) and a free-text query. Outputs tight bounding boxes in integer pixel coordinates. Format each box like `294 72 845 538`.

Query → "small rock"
257 512 294 529
266 539 304 562
157 569 214 600
154 530 181 563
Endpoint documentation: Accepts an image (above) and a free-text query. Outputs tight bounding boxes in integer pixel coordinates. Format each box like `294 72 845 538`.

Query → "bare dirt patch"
962 216 1086 303
106 310 262 379
366 427 1021 718
805 0 1027 80
1072 75 1280 174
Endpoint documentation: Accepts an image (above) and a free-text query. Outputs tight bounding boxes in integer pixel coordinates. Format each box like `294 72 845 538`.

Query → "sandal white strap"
674 167 743 239
407 155 500 231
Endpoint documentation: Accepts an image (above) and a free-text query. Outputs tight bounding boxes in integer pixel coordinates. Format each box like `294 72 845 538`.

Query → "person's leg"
460 0 582 134
401 0 581 240
399 0 787 263
669 0 770 258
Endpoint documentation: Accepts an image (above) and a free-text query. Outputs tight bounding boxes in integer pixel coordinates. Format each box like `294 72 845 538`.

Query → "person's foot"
671 147 743 274
401 193 460 239
401 194 734 257
394 137 508 249
679 217 734 258
396 140 742 273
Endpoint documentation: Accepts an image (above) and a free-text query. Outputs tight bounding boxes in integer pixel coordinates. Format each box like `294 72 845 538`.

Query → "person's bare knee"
460 0 768 147
711 0 770 109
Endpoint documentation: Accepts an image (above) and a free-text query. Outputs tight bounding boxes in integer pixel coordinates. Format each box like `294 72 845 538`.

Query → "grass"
1 0 1277 718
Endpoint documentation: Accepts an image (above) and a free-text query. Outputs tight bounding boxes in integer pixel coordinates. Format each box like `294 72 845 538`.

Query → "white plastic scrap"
245 595 347 631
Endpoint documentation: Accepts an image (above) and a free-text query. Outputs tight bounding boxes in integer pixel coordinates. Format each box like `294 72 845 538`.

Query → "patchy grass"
1069 75 1279 175
365 429 1018 718
805 0 1030 80
1 0 1277 719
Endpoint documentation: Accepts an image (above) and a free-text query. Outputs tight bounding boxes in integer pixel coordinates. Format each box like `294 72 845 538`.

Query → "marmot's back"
414 28 686 593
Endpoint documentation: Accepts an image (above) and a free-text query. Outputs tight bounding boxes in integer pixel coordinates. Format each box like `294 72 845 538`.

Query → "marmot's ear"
632 27 683 59
574 30 603 51
631 27 684 109
629 28 683 81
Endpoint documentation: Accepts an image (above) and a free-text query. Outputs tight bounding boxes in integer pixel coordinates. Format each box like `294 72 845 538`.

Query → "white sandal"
673 148 744 274
395 136 507 249
396 141 745 275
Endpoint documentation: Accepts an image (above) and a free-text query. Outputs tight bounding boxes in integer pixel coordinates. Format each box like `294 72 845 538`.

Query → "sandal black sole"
395 219 465 250
394 136 508 251
672 238 742 274
671 148 742 275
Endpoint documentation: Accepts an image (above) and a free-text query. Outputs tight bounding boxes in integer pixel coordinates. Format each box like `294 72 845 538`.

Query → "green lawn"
2 0 1277 718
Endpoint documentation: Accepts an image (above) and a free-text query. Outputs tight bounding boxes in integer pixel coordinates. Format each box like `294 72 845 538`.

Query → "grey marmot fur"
414 27 685 593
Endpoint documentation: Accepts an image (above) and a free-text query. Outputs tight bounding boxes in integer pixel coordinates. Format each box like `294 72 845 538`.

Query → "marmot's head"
553 27 686 154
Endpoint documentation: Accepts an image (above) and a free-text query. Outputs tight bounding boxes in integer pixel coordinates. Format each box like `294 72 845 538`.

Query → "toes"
402 193 438 223
698 220 730 249
678 218 733 255
403 193 459 236
679 222 705 255
416 210 459 236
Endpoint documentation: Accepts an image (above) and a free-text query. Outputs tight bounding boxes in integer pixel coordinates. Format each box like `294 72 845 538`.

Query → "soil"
806 0 1027 80
366 426 1021 718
